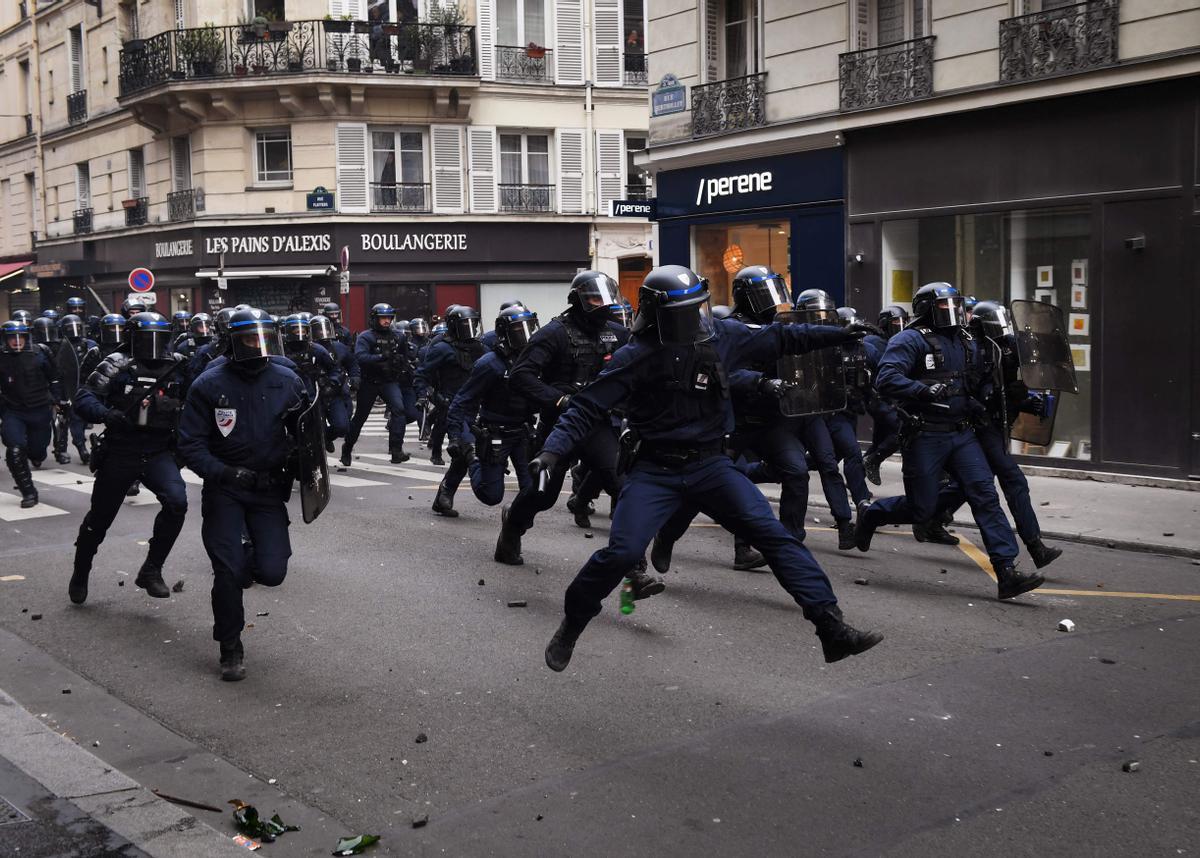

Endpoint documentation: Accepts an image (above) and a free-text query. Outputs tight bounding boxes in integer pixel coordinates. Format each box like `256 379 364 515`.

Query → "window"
254 129 292 184
692 219 790 306
174 0 185 30
247 0 285 17
370 128 428 210
69 26 84 92
499 132 551 210
497 0 547 47
624 0 645 55
128 148 145 198
171 136 191 191
852 0 926 49
122 2 139 40
76 163 91 209
625 135 647 199
880 207 1093 460
704 0 759 81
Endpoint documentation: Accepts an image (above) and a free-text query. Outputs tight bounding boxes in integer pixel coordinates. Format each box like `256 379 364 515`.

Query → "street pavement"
1 408 1197 856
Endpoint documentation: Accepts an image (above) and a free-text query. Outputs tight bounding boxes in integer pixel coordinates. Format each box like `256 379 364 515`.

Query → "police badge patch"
215 408 237 437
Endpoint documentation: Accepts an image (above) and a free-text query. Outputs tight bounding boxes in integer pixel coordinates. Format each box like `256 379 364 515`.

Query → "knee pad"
254 560 288 587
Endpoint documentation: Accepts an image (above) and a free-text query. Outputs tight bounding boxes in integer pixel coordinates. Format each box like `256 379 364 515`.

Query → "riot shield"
1010 391 1058 447
774 311 847 417
296 391 331 524
417 397 435 442
1010 300 1078 394
57 341 81 401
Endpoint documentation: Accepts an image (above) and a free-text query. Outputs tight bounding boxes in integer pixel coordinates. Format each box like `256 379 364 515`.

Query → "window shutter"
912 0 925 38
467 126 498 214
335 123 369 213
594 129 623 215
174 0 184 29
554 0 584 85
703 0 719 81
476 0 496 81
593 0 622 87
171 137 191 191
128 149 145 198
851 0 869 50
556 128 585 214
431 124 465 214
76 165 90 208
69 28 83 92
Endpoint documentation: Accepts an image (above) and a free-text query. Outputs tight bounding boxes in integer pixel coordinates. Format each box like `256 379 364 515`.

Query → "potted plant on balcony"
177 24 224 78
525 42 545 60
121 198 140 209
323 14 352 34
122 38 146 53
346 56 363 72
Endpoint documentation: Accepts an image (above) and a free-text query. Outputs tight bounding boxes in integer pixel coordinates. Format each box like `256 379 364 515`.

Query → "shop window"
691 219 791 308
880 207 1092 461
254 129 293 185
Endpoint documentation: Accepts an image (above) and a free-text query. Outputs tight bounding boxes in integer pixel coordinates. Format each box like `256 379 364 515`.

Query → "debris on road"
412 815 428 829
256 611 269 617
172 579 185 593
415 733 428 744
152 789 223 813
118 581 125 586
61 689 70 694
1122 761 1140 773
232 833 261 851
30 613 42 621
1162 532 1174 537
1100 657 1117 665
477 579 485 586
853 578 869 586
1057 619 1075 633
853 758 863 768
584 532 594 539
507 600 527 608
229 800 299 843
333 834 381 854
1044 751 1054 757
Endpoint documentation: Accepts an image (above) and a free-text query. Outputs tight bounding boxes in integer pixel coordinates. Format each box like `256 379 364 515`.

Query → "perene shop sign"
655 149 844 219
696 171 773 206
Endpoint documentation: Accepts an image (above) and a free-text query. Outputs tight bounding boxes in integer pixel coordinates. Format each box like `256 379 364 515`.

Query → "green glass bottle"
619 579 635 615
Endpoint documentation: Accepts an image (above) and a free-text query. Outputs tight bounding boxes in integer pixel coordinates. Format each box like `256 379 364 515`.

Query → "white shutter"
703 0 719 81
556 128 584 214
554 0 584 85
171 136 191 191
594 129 623 214
476 0 496 82
593 0 622 87
467 126 498 214
76 164 90 209
69 28 83 92
128 149 145 199
335 122 369 213
430 124 465 214
174 0 185 29
851 0 870 50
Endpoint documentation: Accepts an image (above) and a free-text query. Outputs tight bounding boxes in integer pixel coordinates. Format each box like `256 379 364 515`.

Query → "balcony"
495 45 552 82
167 188 201 222
73 208 93 235
1000 0 1118 83
499 184 554 213
626 182 650 201
118 19 477 98
624 52 647 86
371 182 432 213
691 72 766 139
839 36 935 111
123 197 149 227
67 90 88 125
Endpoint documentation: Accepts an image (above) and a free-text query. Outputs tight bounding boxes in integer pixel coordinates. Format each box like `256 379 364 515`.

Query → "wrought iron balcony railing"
839 36 935 111
626 182 650 201
167 188 198 222
1000 0 1118 83
124 197 149 227
370 182 432 213
624 52 648 86
691 72 766 139
119 20 477 97
495 45 552 82
499 183 554 212
67 90 88 125
73 208 93 234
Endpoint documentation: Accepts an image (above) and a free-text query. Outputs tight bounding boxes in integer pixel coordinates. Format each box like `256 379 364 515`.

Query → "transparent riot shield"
1010 391 1058 447
296 391 331 524
1010 300 1078 394
774 311 847 417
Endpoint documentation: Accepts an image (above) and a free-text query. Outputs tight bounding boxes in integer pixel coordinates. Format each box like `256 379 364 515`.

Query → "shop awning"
0 260 33 285
195 267 333 279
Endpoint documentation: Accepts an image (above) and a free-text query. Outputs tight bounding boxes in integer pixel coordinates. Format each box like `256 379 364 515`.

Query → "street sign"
127 291 156 306
339 270 350 295
128 267 155 293
307 186 335 210
652 74 686 117
609 198 656 219
216 277 229 291
340 245 350 272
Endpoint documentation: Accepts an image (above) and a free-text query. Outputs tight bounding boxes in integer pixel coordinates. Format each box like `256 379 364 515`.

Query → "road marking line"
0 493 69 520
956 537 998 581
1 574 26 582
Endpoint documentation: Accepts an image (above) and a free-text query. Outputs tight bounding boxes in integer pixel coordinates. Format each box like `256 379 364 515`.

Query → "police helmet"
121 297 147 318
711 304 733 321
281 313 311 348
496 305 539 353
394 320 411 335
963 295 979 315
41 309 60 321
214 307 238 338
228 308 278 368
2 320 31 353
613 299 635 328
498 299 526 314
969 301 1014 341
322 302 342 321
836 306 867 328
189 312 213 343
234 304 252 312
99 314 127 347
632 265 714 345
128 312 174 361
793 289 839 326
310 314 336 343
432 322 448 336
11 310 33 325
409 318 430 337
369 303 396 332
446 305 482 341
732 265 792 323
59 314 85 341
877 305 909 338
568 271 622 325
66 297 87 314
171 311 191 334
31 316 61 344
912 282 965 329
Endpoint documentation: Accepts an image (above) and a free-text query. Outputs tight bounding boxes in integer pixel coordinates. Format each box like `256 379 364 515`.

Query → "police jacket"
446 349 535 445
876 325 989 423
178 361 307 482
722 312 801 426
0 347 62 410
324 340 360 392
542 320 855 458
187 340 228 384
355 329 414 384
978 333 1042 429
479 329 500 353
75 354 185 453
508 312 628 416
335 324 354 348
416 337 485 397
284 343 340 399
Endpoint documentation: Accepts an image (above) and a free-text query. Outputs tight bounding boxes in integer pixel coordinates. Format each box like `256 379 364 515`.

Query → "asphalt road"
2 416 1198 856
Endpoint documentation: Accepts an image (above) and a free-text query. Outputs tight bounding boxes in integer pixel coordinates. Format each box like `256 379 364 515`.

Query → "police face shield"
3 330 29 353
410 319 430 337
577 277 623 318
976 305 1013 339
132 326 173 361
190 318 213 341
60 317 84 340
613 303 634 328
310 316 335 342
99 321 126 346
798 301 838 326
746 274 792 318
883 315 906 337
657 298 715 345
454 316 481 340
282 321 311 345
932 295 965 328
502 313 540 351
230 323 277 363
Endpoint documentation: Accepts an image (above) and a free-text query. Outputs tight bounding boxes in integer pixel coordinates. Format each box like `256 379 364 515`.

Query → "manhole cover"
0 795 32 826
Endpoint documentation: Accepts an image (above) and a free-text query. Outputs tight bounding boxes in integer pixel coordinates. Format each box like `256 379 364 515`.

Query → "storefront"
845 77 1199 480
654 148 846 307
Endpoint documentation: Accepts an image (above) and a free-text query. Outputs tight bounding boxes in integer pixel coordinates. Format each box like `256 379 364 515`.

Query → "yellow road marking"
956 537 998 581
1 575 26 582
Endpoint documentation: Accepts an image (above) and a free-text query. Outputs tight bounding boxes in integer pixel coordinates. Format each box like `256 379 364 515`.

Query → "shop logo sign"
695 171 773 206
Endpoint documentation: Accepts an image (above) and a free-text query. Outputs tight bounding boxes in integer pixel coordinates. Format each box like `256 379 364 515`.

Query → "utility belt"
473 421 532 464
635 437 726 470
231 465 292 493
86 430 173 473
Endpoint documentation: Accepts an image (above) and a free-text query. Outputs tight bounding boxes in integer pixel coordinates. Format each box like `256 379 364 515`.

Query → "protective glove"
529 450 561 485
103 408 130 429
555 394 572 411
757 377 790 399
447 439 474 462
221 466 258 491
839 322 872 340
919 383 949 402
1025 392 1049 418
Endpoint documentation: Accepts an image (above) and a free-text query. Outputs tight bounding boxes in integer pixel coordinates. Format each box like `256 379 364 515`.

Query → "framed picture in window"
1070 343 1091 372
1071 259 1087 286
1035 265 1054 288
1034 288 1056 306
1071 285 1087 309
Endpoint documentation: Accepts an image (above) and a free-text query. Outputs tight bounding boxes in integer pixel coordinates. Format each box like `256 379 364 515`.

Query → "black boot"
566 495 591 529
733 538 768 571
995 561 1044 600
650 535 674 574
219 638 246 682
7 447 38 509
68 560 90 605
430 450 445 466
55 450 71 465
854 500 877 552
1027 539 1062 569
913 521 959 545
493 505 523 565
76 444 90 467
134 560 171 598
812 606 884 664
325 437 335 454
836 518 856 551
339 442 353 468
545 617 585 672
627 558 665 600
863 453 882 486
432 480 458 517
390 444 410 464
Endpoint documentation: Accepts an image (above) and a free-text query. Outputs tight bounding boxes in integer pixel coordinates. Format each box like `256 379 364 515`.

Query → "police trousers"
201 483 292 644
325 393 352 441
939 423 1040 544
1 405 53 461
506 423 621 536
825 412 872 506
444 430 533 506
346 380 416 448
564 455 837 627
797 415 853 521
865 399 902 463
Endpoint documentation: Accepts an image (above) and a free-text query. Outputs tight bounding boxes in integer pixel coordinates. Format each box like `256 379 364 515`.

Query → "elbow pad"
85 353 130 396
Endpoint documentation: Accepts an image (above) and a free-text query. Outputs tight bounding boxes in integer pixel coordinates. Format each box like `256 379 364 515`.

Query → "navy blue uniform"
0 345 61 461
823 339 873 507
73 354 188 575
479 329 500 353
321 339 359 442
859 326 1018 565
862 333 902 469
346 329 418 455
542 319 853 626
55 337 97 457
178 362 306 644
416 336 485 461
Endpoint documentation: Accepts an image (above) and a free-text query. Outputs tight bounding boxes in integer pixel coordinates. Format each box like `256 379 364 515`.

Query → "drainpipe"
31 0 47 256
583 4 597 266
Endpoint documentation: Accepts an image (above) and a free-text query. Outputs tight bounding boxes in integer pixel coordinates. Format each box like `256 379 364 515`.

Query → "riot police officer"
171 311 191 337
344 303 419 465
68 313 188 604
312 314 358 451
121 297 147 319
409 318 431 352
854 283 1044 600
480 300 525 352
825 306 875 510
29 318 71 465
173 312 213 361
1 319 63 507
417 305 486 470
66 296 87 317
178 309 308 681
280 314 339 401
322 302 354 348
188 307 237 381
535 266 882 672
81 314 128 380
861 305 908 485
55 314 97 465
419 309 459 464
435 305 539 516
